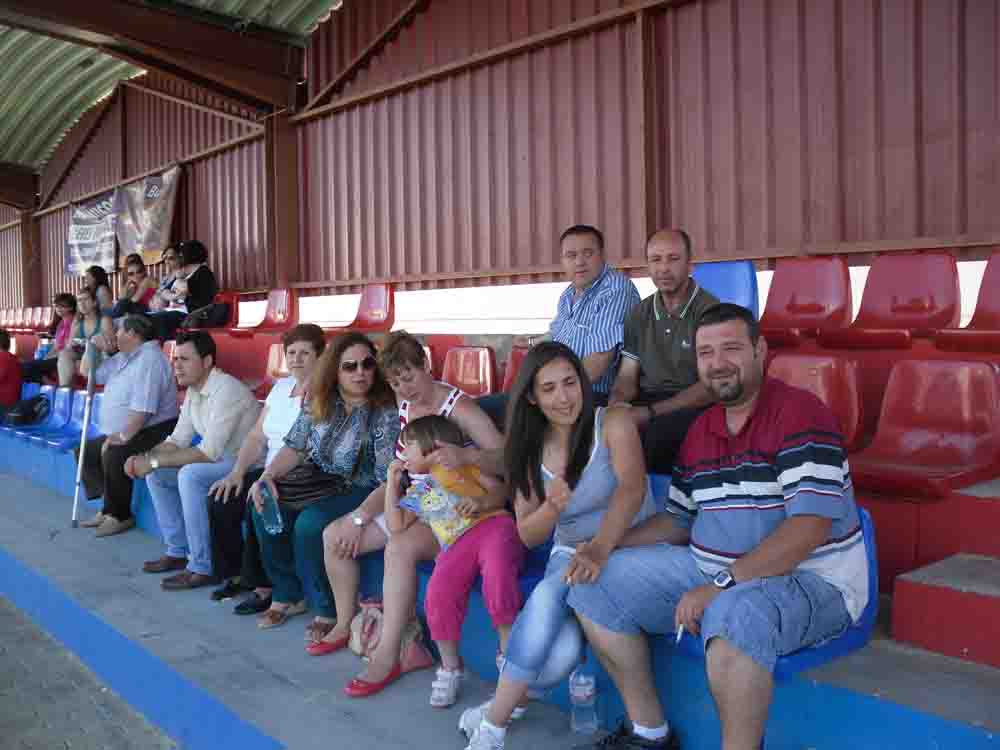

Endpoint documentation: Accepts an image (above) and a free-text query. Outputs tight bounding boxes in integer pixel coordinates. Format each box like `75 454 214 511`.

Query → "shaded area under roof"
0 26 141 171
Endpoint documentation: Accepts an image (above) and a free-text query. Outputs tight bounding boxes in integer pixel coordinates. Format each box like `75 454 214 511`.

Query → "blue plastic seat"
47 391 104 451
692 260 760 319
17 387 73 442
20 382 40 400
676 506 879 679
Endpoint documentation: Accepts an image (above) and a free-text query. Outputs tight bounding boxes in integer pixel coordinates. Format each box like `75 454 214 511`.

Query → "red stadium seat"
818 251 960 349
935 251 1000 352
422 345 433 373
266 343 290 379
851 360 1000 498
767 354 864 452
36 306 52 332
441 346 498 397
501 346 530 392
327 284 395 334
760 256 852 347
257 288 298 333
29 307 44 331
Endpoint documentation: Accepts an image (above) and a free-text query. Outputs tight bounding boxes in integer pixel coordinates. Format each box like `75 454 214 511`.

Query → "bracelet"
118 431 129 443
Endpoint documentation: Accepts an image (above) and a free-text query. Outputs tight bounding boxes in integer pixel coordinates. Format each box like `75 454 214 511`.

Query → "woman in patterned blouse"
248 332 400 634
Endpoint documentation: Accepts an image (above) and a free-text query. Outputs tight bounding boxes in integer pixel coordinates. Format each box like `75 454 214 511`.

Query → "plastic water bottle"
568 666 598 734
259 482 284 535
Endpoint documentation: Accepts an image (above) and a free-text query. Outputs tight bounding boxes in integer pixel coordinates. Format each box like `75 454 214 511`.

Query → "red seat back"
351 284 394 332
853 360 1000 496
28 307 43 331
767 354 863 451
266 343 290 380
37 307 52 332
441 346 498 397
501 346 531 392
760 256 852 332
258 289 297 332
422 345 433 374
934 252 1000 352
853 251 960 331
216 291 240 328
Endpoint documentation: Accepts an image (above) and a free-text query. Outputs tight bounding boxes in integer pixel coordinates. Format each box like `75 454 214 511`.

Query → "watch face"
714 570 733 588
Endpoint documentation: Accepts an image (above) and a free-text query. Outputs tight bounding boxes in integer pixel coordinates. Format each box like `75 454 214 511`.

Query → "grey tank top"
542 407 657 547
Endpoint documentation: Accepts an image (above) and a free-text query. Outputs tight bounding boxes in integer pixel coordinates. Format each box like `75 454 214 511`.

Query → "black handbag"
181 302 230 329
5 394 50 426
274 461 350 509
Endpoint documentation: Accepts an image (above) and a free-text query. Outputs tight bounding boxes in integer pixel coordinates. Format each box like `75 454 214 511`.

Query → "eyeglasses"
340 356 377 373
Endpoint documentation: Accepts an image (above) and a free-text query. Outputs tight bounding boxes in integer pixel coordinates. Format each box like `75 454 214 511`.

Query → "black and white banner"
65 191 117 275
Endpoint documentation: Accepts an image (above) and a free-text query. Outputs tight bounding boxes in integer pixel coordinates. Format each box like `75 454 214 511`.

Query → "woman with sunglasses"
248 333 399 636
316 331 504 699
110 258 158 318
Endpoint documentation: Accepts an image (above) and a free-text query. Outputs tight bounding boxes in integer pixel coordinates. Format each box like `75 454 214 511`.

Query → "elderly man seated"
77 315 179 537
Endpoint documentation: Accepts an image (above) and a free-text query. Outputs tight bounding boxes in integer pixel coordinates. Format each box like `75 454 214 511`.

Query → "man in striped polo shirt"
547 224 641 406
565 303 868 750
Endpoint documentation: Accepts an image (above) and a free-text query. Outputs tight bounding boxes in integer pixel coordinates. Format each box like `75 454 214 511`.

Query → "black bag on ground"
181 302 230 329
5 394 50 426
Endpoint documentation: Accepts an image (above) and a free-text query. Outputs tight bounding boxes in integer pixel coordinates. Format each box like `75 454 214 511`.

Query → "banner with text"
114 165 181 266
65 191 117 275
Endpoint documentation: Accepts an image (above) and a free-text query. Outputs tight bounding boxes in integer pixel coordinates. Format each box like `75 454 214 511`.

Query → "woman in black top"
148 240 219 340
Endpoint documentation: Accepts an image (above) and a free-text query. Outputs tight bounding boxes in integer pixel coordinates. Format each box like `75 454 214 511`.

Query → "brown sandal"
304 619 336 643
257 601 307 629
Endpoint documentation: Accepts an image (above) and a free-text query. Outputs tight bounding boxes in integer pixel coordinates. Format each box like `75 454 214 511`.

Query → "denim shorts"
567 544 852 672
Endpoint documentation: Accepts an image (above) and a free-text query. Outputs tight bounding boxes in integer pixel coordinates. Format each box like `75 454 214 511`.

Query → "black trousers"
77 418 178 521
21 358 57 383
639 406 705 475
208 467 270 587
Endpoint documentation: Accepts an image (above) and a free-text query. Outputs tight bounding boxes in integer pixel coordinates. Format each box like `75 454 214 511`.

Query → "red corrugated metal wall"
0 205 18 226
297 0 1000 290
36 74 268 297
307 0 632 101
0 223 24 309
124 76 260 177
37 208 82 302
174 138 270 290
50 94 123 207
648 0 1000 257
300 20 642 291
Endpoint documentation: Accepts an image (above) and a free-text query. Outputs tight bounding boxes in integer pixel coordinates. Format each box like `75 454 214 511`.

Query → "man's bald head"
645 229 692 262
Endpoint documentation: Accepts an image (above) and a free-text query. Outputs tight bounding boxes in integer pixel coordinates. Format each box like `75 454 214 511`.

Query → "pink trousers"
424 514 525 642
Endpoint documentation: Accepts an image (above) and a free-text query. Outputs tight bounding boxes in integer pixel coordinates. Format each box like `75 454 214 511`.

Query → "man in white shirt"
125 330 261 590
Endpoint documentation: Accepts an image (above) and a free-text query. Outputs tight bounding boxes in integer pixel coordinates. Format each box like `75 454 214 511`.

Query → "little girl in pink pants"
384 414 525 708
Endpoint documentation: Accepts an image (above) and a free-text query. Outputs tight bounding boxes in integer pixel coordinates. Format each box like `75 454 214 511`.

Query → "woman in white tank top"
316 332 504 698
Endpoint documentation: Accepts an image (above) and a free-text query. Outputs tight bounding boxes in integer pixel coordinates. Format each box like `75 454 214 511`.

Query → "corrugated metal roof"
0 26 141 171
170 0 344 37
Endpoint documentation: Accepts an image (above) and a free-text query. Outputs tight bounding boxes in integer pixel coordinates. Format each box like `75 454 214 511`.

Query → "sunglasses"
340 356 377 373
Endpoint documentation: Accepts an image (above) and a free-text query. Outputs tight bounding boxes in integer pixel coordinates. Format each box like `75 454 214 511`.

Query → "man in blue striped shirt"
547 225 641 405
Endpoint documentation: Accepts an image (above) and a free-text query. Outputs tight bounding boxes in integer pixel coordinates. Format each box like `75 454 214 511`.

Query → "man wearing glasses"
125 330 261 590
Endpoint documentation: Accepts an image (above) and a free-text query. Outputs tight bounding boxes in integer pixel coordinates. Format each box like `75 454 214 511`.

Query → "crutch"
71 350 98 528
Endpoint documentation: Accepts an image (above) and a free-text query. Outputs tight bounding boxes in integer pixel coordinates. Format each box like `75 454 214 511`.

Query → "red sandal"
343 663 402 697
305 633 350 656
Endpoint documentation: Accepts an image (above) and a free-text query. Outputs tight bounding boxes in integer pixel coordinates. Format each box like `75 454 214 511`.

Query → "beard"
706 371 745 404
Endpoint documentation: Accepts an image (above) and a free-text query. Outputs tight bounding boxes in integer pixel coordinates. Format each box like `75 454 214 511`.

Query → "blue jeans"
146 458 237 576
251 485 373 617
501 548 583 685
568 543 852 672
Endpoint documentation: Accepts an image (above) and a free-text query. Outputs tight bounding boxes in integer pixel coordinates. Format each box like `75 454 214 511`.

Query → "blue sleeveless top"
541 407 657 547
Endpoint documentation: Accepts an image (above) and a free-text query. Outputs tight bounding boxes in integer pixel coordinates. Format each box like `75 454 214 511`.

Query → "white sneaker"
458 701 525 739
463 721 505 750
430 667 465 708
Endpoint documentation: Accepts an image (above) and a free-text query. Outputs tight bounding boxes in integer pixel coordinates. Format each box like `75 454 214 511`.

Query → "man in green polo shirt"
609 229 718 473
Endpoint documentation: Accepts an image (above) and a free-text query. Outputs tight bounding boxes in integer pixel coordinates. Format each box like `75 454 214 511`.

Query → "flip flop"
257 601 307 629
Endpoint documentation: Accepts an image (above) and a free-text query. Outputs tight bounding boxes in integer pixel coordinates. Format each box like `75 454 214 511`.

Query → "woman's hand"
249 474 278 514
426 440 466 471
210 471 245 503
327 514 364 560
387 459 405 490
545 477 572 515
564 540 611 585
455 496 482 518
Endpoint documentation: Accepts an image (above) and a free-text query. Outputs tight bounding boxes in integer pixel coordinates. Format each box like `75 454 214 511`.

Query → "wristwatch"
712 568 736 590
148 455 161 470
118 431 129 443
351 513 367 528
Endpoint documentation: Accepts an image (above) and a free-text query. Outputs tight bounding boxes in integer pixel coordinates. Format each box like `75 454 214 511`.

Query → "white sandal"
430 667 465 708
